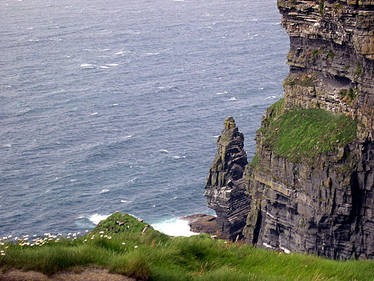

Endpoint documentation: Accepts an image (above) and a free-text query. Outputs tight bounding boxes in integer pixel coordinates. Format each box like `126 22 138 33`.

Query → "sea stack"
204 0 374 260
204 117 251 240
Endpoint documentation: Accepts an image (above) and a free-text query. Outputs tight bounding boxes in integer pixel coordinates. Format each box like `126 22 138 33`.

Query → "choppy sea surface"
0 0 288 236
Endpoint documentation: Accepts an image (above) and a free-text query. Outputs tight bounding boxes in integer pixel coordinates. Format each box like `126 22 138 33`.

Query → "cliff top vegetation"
1 213 374 281
259 99 357 163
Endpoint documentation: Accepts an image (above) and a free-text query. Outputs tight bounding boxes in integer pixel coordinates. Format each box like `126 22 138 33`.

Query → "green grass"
249 154 259 168
259 107 357 163
1 213 374 281
283 73 317 88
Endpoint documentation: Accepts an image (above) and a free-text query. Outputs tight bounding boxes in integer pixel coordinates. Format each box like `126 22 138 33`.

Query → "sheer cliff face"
205 1 374 260
204 117 251 240
278 0 374 140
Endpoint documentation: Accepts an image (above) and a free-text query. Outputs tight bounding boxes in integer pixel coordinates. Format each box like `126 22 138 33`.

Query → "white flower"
134 245 138 249
122 242 126 245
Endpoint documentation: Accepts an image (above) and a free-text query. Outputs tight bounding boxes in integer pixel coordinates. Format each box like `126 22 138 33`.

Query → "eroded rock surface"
204 0 374 260
204 117 251 240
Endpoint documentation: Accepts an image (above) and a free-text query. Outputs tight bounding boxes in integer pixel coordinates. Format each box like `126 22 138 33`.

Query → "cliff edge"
205 0 374 260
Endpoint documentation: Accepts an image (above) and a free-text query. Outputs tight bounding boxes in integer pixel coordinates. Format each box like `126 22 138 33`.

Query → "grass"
249 154 259 168
1 213 374 281
283 73 317 88
259 105 357 163
319 0 325 16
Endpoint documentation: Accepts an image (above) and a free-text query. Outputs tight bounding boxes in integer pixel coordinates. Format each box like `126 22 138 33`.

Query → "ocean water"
0 0 289 236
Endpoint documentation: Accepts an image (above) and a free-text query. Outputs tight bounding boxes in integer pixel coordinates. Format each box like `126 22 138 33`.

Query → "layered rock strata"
204 117 251 240
278 0 374 140
204 0 374 259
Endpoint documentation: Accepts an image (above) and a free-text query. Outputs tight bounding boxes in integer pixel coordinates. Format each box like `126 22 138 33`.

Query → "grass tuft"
1 213 374 281
259 107 357 163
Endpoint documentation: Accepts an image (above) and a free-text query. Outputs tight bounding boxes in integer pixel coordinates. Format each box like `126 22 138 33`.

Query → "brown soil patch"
0 268 135 281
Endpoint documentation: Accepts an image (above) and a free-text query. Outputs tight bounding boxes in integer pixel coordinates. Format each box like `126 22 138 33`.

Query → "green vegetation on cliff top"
1 213 374 281
260 99 357 163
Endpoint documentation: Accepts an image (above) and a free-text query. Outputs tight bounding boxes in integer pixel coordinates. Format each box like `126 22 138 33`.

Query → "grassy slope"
1 213 374 281
259 99 357 163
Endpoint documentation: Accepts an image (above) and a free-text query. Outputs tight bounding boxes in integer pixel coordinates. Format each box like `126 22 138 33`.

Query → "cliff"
205 117 251 240
205 0 374 259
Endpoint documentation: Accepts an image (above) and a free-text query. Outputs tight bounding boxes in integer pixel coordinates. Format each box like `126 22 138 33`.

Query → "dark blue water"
0 0 289 236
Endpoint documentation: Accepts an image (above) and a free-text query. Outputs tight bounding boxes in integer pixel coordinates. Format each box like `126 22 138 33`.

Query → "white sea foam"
152 218 198 237
115 51 125 55
145 52 160 56
99 65 109 69
3 144 12 148
89 112 98 116
228 97 237 101
106 63 119 67
80 63 95 69
88 214 109 225
127 177 137 183
172 155 186 159
100 189 110 194
112 103 119 106
265 95 277 100
159 149 169 153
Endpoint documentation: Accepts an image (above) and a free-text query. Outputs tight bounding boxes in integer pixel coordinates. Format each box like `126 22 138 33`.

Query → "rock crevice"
204 0 374 260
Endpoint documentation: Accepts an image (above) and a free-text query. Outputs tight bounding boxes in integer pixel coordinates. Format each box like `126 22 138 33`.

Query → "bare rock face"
240 0 374 260
182 214 217 235
204 117 251 240
243 106 374 259
278 0 374 140
204 0 374 260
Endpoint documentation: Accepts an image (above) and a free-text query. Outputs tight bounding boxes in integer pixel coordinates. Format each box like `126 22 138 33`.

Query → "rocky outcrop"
278 0 374 140
204 0 374 260
204 117 251 240
182 214 218 236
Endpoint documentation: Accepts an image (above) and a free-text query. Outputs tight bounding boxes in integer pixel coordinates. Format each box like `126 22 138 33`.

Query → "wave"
144 52 160 56
88 214 109 225
127 177 137 184
265 95 277 100
228 97 237 101
151 218 199 237
80 63 95 69
171 155 186 160
100 189 110 194
159 149 169 153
